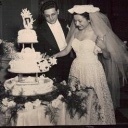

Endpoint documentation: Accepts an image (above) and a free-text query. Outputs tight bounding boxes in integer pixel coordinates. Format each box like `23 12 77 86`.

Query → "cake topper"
21 8 35 29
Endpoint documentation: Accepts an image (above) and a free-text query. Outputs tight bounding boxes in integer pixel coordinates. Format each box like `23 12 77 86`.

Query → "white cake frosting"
4 75 54 96
18 29 38 43
9 47 42 73
8 47 57 73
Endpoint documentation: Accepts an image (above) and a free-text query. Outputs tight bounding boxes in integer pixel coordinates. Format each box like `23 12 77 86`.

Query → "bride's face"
74 14 89 30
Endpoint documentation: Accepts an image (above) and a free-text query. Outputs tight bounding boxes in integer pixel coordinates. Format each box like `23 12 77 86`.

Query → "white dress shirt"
47 20 67 51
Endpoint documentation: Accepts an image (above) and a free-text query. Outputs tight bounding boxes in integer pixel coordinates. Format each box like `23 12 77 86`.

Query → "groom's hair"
41 0 58 13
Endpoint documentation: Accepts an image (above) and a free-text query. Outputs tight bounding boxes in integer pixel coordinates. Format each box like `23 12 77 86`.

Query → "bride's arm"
54 44 72 58
96 36 110 59
53 34 75 58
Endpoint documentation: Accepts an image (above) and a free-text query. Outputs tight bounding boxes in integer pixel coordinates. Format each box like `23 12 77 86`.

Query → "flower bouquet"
37 53 57 72
55 76 102 119
0 39 17 59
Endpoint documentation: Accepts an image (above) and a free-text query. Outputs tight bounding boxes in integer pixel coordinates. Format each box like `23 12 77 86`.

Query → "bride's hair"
73 12 90 20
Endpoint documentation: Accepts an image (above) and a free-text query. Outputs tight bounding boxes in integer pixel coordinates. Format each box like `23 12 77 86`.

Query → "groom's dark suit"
35 19 73 82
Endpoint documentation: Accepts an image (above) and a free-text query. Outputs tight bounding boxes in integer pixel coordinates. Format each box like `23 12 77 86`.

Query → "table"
11 89 101 126
16 102 66 126
1 88 102 126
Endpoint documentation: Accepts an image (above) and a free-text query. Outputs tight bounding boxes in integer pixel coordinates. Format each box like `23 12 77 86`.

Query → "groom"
35 0 73 83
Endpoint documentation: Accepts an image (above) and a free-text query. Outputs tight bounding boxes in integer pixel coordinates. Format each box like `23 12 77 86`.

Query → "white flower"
33 99 41 108
4 80 15 91
68 91 72 96
38 59 50 72
60 80 67 85
8 101 16 108
24 102 34 111
71 86 76 92
57 95 63 100
77 84 81 91
48 57 57 65
51 98 61 108
1 106 8 112
1 98 16 110
2 98 9 106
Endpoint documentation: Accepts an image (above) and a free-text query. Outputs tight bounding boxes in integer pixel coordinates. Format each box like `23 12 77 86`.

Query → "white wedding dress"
66 38 116 125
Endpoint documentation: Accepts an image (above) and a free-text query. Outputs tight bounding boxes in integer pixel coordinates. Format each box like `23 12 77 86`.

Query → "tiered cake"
5 8 57 96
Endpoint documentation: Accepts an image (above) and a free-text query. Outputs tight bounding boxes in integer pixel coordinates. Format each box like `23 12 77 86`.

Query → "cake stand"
8 69 41 83
18 42 38 49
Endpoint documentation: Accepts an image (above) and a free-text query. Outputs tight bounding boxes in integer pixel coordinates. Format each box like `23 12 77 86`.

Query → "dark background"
0 0 128 42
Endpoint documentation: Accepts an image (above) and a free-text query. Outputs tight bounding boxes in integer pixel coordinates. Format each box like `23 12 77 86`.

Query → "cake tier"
8 60 40 73
8 48 42 73
8 47 57 73
17 29 38 43
4 76 54 96
8 69 41 74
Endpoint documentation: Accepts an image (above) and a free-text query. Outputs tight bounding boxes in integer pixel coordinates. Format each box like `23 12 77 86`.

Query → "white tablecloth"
16 102 66 126
6 89 100 126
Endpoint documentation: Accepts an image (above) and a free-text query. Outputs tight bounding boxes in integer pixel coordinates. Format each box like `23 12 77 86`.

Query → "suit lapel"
59 20 68 37
41 21 60 51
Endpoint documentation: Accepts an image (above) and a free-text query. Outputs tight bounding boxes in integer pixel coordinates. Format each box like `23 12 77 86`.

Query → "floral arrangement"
55 77 102 119
0 39 17 59
0 83 60 126
0 76 102 126
37 53 57 72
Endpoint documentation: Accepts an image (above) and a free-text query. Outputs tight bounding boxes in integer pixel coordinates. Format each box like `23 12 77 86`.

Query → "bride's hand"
51 54 58 58
93 45 102 55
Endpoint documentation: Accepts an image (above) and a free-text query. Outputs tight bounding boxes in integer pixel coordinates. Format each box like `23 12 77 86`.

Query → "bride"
53 5 128 125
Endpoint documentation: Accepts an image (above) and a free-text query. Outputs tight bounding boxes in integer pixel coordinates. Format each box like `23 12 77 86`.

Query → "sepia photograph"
0 0 128 127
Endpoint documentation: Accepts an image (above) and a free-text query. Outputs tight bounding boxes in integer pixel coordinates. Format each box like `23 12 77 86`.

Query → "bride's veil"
66 7 128 108
90 12 128 108
66 20 76 43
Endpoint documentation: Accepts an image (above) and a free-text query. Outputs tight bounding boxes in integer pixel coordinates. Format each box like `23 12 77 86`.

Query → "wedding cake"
4 75 54 96
6 8 57 96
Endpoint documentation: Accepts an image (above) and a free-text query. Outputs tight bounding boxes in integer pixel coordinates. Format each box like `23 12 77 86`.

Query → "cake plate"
8 69 42 74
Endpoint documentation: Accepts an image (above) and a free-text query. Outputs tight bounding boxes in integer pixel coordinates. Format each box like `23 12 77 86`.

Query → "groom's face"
43 8 59 24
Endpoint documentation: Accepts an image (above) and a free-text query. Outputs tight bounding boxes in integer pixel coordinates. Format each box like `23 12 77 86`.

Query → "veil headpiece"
68 5 100 14
66 5 128 108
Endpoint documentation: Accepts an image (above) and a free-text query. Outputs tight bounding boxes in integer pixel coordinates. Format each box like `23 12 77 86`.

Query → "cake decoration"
21 8 35 29
17 8 38 43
